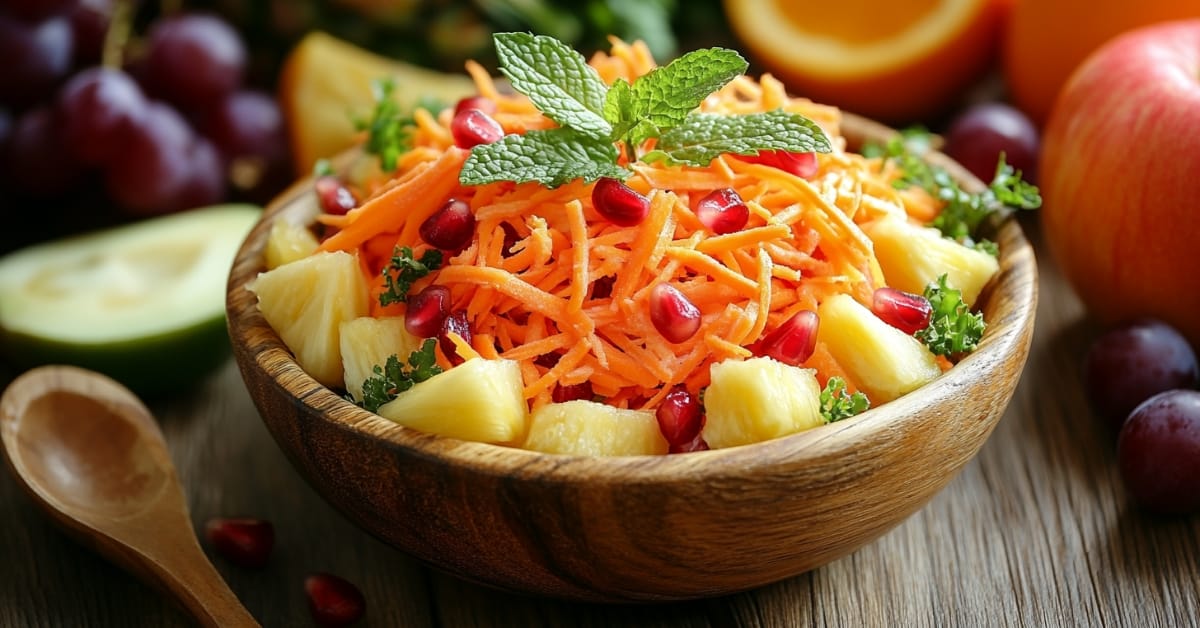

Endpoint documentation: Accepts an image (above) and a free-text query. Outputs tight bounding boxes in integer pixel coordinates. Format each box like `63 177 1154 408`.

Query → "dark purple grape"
1117 389 1200 515
68 0 111 66
942 102 1040 184
1084 319 1199 432
1 104 83 197
57 66 147 164
175 135 226 209
104 101 195 215
141 13 246 109
0 0 80 22
197 89 288 199
0 14 74 109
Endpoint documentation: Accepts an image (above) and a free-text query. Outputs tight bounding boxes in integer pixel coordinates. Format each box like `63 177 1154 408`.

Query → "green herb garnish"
820 376 870 423
459 32 832 188
867 129 1040 253
356 79 447 172
915 274 986 357
358 339 444 412
380 246 443 306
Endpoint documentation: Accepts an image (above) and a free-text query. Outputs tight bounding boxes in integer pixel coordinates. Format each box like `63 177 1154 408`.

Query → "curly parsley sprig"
355 79 447 172
915 274 986 357
379 246 443 306
820 377 870 423
358 339 444 413
459 32 833 188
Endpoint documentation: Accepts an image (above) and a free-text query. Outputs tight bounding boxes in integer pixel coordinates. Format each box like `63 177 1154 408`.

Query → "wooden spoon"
0 365 259 627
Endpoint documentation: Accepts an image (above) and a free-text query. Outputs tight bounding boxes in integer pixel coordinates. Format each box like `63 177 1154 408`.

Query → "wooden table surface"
2 217 1198 627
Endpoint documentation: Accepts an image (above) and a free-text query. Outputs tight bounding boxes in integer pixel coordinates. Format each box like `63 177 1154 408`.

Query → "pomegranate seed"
439 309 472 365
649 283 702 344
454 95 497 116
671 432 710 454
752 310 819 366
304 573 365 627
739 150 818 178
591 275 615 300
499 221 521 256
534 352 560 369
314 176 357 215
696 188 749 234
552 381 594 403
656 386 703 447
204 517 274 569
591 177 649 226
451 108 504 148
404 285 450 338
872 287 933 335
419 198 475 251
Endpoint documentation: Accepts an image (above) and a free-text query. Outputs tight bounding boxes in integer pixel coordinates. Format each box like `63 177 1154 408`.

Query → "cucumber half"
0 204 262 395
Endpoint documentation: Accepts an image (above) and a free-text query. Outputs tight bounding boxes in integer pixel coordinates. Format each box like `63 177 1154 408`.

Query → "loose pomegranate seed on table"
451 108 504 148
591 177 649 226
453 95 497 116
419 198 475 251
304 572 366 627
203 517 274 569
649 283 702 344
404 285 451 338
696 187 750 234
872 287 933 335
656 386 704 447
751 310 819 366
314 176 357 215
439 309 473 365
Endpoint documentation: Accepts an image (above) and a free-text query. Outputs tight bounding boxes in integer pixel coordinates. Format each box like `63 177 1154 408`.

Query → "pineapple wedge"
376 358 527 444
522 400 669 456
817 293 940 404
864 216 999 307
264 218 319 270
339 316 423 403
702 356 824 449
249 250 368 388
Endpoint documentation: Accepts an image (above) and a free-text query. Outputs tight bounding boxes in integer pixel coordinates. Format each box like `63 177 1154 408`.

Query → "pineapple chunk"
864 216 999 307
522 400 668 456
339 316 423 403
376 358 527 444
264 218 320 270
702 356 824 449
249 250 368 388
817 293 940 403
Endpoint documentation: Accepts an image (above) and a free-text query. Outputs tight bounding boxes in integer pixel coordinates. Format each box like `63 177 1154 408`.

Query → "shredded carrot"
306 40 965 413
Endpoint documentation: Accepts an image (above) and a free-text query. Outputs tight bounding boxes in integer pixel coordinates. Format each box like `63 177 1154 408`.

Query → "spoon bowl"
0 365 258 627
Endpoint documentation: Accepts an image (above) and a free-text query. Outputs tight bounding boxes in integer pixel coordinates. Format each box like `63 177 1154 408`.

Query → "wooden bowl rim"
227 111 1038 485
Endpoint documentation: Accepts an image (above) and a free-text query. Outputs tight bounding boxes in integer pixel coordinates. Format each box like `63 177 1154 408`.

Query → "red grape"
141 13 246 108
0 14 74 109
942 102 1040 184
104 101 196 215
68 0 111 66
176 135 227 210
197 89 288 199
57 66 147 164
1084 319 1199 432
2 104 83 197
0 0 80 22
1117 389 1200 515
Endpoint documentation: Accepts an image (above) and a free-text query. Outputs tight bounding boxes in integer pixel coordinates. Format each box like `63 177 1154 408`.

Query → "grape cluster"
0 0 288 230
1084 319 1200 515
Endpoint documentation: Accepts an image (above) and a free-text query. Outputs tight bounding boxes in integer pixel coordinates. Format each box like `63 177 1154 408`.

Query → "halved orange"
278 32 477 176
723 0 1006 123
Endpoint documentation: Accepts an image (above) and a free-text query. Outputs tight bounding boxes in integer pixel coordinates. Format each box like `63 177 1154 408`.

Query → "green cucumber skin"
1 315 232 398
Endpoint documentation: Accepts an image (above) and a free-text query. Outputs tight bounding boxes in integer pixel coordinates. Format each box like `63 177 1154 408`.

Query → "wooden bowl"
226 113 1038 603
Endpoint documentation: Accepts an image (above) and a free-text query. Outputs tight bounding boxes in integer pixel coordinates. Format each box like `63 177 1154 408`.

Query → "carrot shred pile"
316 40 943 412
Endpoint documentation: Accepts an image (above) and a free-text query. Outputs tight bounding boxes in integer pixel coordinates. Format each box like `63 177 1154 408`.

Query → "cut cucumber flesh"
0 204 261 394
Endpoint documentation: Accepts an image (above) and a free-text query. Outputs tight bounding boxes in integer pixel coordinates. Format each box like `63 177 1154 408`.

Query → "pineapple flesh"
376 358 527 444
702 356 824 449
249 250 368 388
864 216 999 307
522 400 669 456
264 217 320 270
817 293 940 404
339 316 423 403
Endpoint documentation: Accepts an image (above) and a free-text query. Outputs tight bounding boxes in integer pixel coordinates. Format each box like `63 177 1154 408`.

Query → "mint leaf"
460 128 629 188
629 48 747 137
604 78 634 138
643 110 832 167
494 32 612 139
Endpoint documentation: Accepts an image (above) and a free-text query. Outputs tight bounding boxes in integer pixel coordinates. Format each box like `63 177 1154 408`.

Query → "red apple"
1040 19 1200 347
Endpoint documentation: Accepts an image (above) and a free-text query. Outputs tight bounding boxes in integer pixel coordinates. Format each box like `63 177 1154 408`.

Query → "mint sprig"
461 32 832 189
